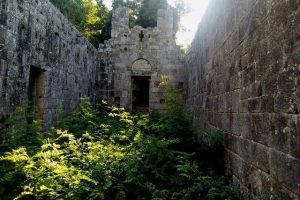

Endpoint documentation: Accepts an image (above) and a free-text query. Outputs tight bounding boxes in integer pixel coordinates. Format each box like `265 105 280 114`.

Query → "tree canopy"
50 0 186 47
136 0 168 28
50 0 111 46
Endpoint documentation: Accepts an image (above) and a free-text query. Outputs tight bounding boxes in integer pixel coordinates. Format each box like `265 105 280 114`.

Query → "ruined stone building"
0 0 299 199
96 7 184 111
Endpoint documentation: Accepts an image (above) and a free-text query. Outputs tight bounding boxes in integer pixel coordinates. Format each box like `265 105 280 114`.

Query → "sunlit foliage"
0 95 234 199
50 0 111 46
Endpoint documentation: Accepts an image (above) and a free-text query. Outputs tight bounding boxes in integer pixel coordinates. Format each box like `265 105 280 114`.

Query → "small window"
124 47 127 51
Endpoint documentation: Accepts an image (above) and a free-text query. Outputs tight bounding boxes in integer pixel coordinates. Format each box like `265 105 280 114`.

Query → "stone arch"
131 59 152 75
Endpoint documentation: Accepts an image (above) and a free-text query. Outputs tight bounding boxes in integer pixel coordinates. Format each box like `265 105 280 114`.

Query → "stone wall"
0 0 98 139
185 0 300 199
98 7 184 111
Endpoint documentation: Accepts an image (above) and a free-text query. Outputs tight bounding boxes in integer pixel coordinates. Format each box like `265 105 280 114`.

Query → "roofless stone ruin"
0 0 299 199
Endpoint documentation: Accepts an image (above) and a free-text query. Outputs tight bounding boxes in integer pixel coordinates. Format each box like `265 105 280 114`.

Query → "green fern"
0 99 234 199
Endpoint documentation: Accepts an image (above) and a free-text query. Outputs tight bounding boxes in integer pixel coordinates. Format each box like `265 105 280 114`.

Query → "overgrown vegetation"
3 102 43 156
0 83 234 199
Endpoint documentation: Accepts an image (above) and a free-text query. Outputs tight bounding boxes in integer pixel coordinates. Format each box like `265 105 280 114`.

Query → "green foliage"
50 0 111 46
4 101 43 156
82 0 111 46
50 0 84 25
135 0 186 34
136 0 168 28
0 102 43 199
50 0 186 46
0 98 234 199
149 77 190 139
149 78 226 175
60 99 135 142
112 0 142 28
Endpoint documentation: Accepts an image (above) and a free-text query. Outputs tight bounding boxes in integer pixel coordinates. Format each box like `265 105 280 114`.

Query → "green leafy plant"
0 98 234 199
4 101 43 155
149 76 192 141
0 102 43 199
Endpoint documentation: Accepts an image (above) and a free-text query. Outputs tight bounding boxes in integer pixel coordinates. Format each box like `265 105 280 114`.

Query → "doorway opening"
28 66 46 120
132 76 150 113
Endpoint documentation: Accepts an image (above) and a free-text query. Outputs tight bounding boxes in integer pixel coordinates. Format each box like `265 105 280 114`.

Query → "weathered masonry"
0 1 184 136
185 0 300 199
0 0 98 138
97 7 184 112
1 0 300 199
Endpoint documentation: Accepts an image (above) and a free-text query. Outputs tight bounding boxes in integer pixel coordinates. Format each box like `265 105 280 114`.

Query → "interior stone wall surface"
185 0 300 199
97 7 184 111
0 0 98 139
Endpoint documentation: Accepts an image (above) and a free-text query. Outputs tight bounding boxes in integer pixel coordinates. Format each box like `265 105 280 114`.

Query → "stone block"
240 113 252 139
247 168 271 200
262 75 278 96
260 96 274 113
241 84 252 100
269 114 290 153
225 133 239 153
238 137 252 161
239 99 248 113
249 142 270 173
275 69 297 114
248 97 261 113
288 115 300 159
253 81 263 97
270 149 300 195
241 66 255 87
250 113 270 146
228 151 252 186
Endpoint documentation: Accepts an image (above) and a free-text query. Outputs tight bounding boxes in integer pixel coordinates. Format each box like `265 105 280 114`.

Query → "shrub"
0 98 234 199
4 102 43 156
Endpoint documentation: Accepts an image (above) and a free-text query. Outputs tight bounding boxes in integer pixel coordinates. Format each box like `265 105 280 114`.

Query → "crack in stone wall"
185 0 300 199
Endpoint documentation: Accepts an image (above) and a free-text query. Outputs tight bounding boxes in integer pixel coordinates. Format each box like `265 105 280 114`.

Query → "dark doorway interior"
132 76 150 112
28 66 46 120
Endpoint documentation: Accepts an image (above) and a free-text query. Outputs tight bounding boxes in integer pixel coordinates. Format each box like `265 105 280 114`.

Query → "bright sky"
168 0 210 45
103 0 210 45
